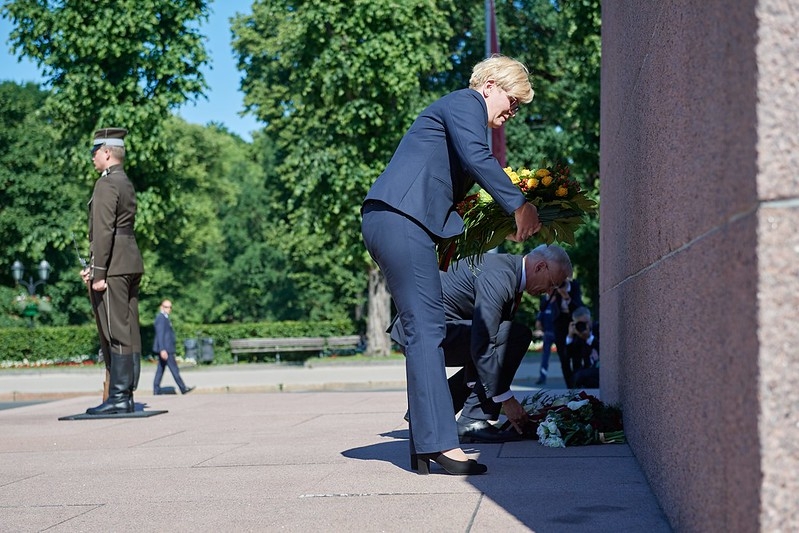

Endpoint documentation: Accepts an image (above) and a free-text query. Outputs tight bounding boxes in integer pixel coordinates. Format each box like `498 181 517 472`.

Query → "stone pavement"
0 356 671 532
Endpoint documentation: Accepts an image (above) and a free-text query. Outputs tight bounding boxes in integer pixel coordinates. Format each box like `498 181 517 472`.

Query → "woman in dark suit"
361 55 541 475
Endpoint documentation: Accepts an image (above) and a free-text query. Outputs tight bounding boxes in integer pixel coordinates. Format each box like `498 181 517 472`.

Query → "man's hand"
557 282 570 299
502 396 531 434
160 350 168 361
80 267 91 285
91 279 107 292
508 202 542 242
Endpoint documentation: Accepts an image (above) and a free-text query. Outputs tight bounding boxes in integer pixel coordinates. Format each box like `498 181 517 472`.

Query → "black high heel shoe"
411 453 487 475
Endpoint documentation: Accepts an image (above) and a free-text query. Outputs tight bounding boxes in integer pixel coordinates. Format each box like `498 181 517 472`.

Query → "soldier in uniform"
81 127 144 415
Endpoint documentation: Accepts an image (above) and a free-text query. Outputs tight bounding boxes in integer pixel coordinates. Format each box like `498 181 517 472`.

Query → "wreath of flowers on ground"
501 390 625 447
438 162 597 269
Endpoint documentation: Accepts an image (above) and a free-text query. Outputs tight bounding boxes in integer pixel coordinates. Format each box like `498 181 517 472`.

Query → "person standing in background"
567 306 600 388
153 300 195 395
534 293 556 385
82 127 143 415
551 278 584 388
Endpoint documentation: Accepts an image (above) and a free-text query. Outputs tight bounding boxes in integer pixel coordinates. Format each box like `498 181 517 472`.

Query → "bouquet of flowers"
438 162 597 269
502 390 625 447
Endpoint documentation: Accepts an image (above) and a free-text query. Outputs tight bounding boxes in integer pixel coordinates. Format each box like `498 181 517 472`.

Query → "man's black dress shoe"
457 419 523 444
181 386 196 394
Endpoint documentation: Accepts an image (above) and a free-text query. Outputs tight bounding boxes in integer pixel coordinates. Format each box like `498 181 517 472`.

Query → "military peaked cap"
92 127 128 147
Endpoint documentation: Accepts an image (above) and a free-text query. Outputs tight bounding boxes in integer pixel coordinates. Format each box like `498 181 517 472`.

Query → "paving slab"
0 381 671 532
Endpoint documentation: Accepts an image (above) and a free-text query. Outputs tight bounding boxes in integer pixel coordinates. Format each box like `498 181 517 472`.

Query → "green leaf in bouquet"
531 224 552 245
550 221 576 245
572 195 598 212
438 162 596 267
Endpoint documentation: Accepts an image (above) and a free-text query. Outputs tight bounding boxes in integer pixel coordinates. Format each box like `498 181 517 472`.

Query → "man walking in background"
153 300 195 395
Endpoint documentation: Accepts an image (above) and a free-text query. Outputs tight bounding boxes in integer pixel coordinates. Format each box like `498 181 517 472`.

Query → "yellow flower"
508 171 520 184
535 168 551 178
526 178 539 189
541 175 553 187
520 168 533 177
555 185 569 197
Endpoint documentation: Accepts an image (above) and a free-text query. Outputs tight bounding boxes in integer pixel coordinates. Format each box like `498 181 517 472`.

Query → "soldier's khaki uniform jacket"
88 164 144 280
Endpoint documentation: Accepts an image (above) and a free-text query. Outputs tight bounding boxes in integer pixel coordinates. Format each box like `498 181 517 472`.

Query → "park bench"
229 335 363 363
324 335 364 353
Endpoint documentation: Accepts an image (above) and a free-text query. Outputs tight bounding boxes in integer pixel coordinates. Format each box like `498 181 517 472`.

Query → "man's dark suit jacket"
364 88 525 238
549 279 583 323
566 331 600 371
152 312 176 355
391 254 526 400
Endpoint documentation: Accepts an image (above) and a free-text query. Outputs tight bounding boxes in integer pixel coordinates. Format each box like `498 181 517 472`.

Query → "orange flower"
555 186 569 197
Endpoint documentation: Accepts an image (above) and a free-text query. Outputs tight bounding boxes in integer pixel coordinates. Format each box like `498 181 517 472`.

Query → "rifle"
72 232 88 269
74 232 110 394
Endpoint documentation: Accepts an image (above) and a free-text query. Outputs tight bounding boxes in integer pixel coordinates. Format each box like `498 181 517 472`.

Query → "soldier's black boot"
132 352 141 391
86 353 134 415
129 352 141 412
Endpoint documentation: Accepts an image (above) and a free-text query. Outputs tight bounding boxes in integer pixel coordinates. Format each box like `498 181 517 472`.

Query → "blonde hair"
469 54 534 104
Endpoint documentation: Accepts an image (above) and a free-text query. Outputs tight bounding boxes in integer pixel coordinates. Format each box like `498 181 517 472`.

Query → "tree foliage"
232 0 456 249
0 81 89 326
0 0 602 335
231 0 458 344
230 0 602 340
454 0 602 308
2 0 210 174
137 119 262 324
0 0 227 326
0 80 265 327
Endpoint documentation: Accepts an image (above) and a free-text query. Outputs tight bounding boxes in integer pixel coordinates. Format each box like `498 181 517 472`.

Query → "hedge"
0 319 356 365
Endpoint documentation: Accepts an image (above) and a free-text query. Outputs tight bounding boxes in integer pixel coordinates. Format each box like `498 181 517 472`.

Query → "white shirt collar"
519 256 527 293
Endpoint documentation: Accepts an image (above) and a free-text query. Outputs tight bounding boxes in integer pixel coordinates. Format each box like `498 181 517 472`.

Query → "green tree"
136 118 249 323
0 81 89 326
232 0 457 353
446 0 601 307
496 0 601 307
231 0 601 347
2 0 210 177
1 1 223 325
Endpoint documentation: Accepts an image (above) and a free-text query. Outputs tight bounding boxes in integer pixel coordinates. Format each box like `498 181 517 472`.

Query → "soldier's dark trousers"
89 274 142 407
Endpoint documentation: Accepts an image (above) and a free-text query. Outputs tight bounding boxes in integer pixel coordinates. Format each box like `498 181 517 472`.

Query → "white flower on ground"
567 399 589 411
537 414 566 448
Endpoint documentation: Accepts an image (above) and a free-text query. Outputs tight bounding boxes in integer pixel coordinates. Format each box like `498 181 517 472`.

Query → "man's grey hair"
527 244 573 278
572 306 592 321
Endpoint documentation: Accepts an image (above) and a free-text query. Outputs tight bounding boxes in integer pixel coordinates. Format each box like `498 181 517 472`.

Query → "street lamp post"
11 260 51 327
